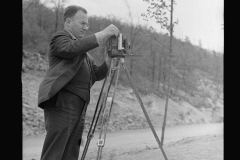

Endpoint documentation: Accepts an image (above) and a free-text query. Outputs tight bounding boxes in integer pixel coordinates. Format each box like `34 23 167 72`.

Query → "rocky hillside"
22 50 223 137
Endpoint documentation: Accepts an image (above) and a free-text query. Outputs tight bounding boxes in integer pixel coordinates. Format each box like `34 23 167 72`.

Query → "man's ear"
66 18 71 27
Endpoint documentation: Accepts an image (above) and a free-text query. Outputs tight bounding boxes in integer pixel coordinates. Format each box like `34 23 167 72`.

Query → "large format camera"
106 33 132 58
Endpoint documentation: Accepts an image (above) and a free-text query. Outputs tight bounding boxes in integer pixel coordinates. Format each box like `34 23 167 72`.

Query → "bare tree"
23 0 38 13
142 0 178 146
147 31 157 86
123 0 143 76
46 0 67 32
156 35 167 90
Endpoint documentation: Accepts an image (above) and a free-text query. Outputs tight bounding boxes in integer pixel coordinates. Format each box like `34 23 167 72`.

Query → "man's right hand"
101 24 119 37
95 24 119 46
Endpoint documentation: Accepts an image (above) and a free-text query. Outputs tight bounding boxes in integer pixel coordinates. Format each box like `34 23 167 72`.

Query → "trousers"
40 88 88 160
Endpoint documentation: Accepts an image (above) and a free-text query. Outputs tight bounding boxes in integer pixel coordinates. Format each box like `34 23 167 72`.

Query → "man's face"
68 10 88 39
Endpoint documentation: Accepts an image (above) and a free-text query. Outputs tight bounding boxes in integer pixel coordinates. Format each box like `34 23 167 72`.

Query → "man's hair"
64 5 87 22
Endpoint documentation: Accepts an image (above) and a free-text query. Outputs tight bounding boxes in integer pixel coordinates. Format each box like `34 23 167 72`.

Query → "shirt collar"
64 29 77 40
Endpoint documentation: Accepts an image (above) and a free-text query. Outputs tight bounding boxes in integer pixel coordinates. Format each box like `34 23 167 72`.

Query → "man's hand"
95 24 119 46
101 24 119 37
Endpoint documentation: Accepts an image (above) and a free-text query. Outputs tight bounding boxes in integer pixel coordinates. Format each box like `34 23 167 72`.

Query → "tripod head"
105 33 133 58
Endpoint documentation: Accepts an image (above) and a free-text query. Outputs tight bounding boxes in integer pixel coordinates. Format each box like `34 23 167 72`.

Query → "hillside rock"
22 50 223 137
22 50 48 77
22 73 45 136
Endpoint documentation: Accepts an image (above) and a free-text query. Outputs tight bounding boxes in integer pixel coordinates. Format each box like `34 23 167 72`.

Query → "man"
37 5 119 160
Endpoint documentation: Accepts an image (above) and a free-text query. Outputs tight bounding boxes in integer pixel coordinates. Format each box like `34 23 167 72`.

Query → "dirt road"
23 123 223 160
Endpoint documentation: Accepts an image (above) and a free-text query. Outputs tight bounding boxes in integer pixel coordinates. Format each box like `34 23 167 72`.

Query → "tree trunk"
161 0 174 146
174 76 180 96
151 38 155 83
55 8 59 32
162 51 166 90
23 0 35 13
157 54 162 89
130 25 133 76
157 41 165 90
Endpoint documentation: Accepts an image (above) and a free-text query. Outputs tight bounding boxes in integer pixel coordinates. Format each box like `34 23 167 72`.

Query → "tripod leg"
95 73 114 160
97 59 119 138
103 58 120 140
81 59 117 160
96 58 121 160
120 59 169 160
80 64 110 160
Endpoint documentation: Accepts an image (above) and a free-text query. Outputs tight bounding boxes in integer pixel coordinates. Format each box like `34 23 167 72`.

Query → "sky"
43 0 224 53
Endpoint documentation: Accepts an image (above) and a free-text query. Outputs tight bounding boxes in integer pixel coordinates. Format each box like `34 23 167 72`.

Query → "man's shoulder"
51 30 70 39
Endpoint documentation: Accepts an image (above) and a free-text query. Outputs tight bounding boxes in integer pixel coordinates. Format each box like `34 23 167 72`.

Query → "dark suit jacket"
38 30 108 109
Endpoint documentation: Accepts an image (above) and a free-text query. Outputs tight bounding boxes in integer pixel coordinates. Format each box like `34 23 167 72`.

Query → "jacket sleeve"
88 54 109 81
49 31 99 59
92 61 109 81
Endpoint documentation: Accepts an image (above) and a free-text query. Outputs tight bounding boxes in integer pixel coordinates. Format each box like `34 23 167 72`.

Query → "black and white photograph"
22 0 224 159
